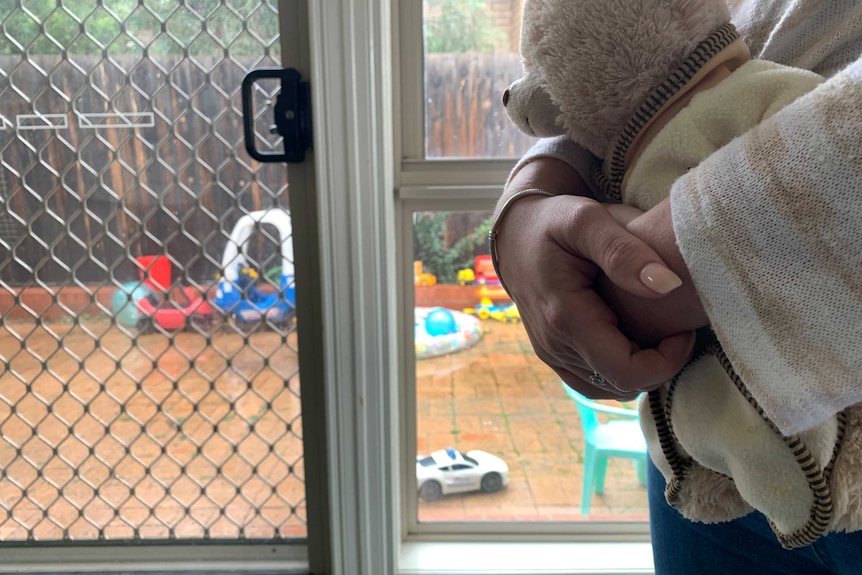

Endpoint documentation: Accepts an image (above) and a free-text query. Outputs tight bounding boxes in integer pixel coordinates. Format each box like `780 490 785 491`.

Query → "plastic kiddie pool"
414 307 483 359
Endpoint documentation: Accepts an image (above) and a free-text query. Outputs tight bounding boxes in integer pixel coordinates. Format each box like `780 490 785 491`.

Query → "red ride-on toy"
135 256 214 332
473 255 499 284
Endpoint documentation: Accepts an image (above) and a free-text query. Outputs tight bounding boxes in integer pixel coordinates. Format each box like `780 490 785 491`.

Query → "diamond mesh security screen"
0 0 306 541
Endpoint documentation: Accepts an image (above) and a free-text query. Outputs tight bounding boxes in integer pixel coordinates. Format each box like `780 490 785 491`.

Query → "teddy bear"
502 0 862 548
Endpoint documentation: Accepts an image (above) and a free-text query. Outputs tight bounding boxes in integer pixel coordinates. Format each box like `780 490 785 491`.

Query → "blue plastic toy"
111 281 156 327
212 209 296 331
424 307 458 336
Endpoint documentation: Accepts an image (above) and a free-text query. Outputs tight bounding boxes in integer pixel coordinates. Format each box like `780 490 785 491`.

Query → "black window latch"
241 68 312 164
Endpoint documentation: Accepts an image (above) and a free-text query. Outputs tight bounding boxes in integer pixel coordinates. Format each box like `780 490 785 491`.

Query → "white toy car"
416 448 509 501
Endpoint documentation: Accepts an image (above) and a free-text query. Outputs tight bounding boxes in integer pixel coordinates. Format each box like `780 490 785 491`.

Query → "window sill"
399 541 654 574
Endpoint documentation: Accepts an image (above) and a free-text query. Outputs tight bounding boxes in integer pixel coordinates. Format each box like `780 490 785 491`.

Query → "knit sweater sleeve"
504 136 600 197
670 56 862 435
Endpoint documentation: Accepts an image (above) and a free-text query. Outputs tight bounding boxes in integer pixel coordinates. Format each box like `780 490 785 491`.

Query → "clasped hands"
498 160 709 399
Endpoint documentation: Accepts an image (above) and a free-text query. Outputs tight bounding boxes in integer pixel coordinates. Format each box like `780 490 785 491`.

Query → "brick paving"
0 315 648 542
416 320 649 523
0 319 305 541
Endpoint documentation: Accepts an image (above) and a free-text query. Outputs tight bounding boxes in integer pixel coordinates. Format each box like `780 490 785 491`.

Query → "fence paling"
1 53 533 287
424 53 533 158
0 54 285 286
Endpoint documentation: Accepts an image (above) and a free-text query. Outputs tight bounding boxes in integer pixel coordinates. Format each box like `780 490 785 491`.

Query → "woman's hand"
597 198 710 348
497 159 700 398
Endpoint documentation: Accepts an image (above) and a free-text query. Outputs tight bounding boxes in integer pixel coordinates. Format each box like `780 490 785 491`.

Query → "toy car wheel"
480 472 503 493
419 481 443 502
477 309 490 320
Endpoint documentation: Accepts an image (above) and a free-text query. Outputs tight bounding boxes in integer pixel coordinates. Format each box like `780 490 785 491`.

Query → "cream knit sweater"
513 0 862 437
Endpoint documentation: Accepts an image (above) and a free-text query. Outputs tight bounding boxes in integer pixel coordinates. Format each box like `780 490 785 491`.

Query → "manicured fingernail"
640 263 682 294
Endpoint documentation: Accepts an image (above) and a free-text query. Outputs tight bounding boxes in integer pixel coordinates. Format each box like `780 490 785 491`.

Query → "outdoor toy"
416 448 509 501
135 256 213 331
472 255 498 285
424 307 458 336
475 284 510 302
414 307 482 359
111 281 156 328
135 287 212 332
463 298 520 323
413 261 437 287
459 256 509 298
213 208 296 331
456 268 475 286
111 256 213 331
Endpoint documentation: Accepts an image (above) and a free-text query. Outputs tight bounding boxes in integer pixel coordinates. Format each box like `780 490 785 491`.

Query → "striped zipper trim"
595 23 739 203
649 334 847 549
713 345 846 549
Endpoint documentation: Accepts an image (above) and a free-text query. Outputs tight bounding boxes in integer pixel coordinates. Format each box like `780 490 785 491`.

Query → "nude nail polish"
640 263 683 294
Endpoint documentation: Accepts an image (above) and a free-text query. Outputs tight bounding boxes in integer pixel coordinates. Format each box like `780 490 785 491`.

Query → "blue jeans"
648 458 862 574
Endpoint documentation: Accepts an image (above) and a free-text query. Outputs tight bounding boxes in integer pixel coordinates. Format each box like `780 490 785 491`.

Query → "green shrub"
424 0 504 54
414 212 491 284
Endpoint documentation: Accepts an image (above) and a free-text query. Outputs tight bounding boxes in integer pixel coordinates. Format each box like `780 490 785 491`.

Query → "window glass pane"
413 210 649 522
423 0 536 158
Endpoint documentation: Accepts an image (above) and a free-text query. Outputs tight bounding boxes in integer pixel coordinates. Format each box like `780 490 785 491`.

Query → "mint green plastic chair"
562 383 648 515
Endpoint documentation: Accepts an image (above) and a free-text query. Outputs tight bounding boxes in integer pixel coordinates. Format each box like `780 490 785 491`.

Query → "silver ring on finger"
590 371 611 390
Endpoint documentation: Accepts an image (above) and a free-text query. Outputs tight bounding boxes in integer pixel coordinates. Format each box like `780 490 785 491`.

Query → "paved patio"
0 313 648 542
416 320 649 523
0 318 305 541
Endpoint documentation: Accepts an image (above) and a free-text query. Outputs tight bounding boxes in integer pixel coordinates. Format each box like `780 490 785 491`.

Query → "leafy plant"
414 212 491 284
424 0 504 53
0 0 275 55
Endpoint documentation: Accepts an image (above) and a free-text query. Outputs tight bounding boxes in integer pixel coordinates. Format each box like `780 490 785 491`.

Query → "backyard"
0 300 648 541
416 316 649 523
0 315 305 540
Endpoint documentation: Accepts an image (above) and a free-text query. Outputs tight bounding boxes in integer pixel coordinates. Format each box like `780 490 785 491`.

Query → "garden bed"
415 284 510 310
0 284 216 322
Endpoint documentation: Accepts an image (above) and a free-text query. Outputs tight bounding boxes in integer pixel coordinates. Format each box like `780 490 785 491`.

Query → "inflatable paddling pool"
414 307 483 359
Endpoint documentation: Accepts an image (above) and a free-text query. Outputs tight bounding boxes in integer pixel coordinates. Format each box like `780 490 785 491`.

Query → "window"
188 2 657 571
407 207 649 528
395 0 652 544
421 0 534 158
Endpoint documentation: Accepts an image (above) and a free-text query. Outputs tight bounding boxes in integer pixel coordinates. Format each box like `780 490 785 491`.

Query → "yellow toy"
413 261 437 287
463 298 520 323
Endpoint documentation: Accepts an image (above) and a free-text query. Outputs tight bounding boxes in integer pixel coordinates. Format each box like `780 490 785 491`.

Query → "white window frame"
309 1 655 573
394 0 653 536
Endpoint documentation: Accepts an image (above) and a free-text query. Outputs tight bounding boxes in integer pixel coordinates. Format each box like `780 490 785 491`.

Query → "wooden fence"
0 53 534 285
425 53 534 157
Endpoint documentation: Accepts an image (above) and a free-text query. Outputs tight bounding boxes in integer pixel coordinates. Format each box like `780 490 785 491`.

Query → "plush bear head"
503 0 732 160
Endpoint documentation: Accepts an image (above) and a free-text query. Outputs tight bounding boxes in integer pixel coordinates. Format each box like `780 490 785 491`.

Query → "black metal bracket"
241 68 312 163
